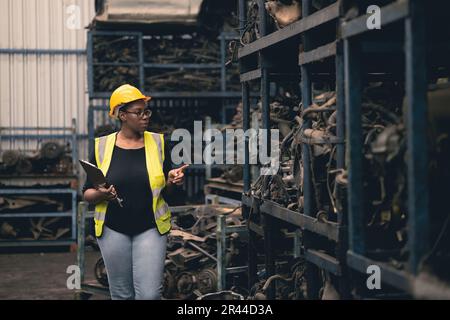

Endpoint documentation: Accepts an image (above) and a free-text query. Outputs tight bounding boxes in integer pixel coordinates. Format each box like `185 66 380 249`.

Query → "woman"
82 84 187 300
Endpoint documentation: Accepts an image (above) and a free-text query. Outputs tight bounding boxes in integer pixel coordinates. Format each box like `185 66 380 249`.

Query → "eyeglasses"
122 108 152 118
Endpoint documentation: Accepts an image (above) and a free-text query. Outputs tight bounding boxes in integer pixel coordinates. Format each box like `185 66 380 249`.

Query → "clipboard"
79 160 124 207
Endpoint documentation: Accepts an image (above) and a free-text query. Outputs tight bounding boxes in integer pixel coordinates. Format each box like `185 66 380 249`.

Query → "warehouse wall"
0 0 95 161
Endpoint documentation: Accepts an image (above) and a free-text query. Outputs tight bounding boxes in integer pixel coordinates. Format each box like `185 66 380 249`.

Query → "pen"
98 183 123 207
116 196 124 208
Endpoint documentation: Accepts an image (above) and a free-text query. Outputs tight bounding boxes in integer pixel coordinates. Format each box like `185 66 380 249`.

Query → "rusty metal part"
371 124 405 162
196 268 218 294
220 165 243 184
176 271 196 297
163 269 176 298
170 229 207 242
29 217 66 240
2 150 21 167
94 257 109 287
0 196 62 213
162 204 247 300
197 290 244 300
247 258 306 300
333 169 348 215
0 222 17 238
265 0 302 29
54 155 73 174
167 247 203 268
241 1 261 45
0 197 38 211
186 241 218 263
93 33 236 93
321 278 340 300
302 128 339 145
16 158 33 174
93 0 203 26
262 274 294 292
40 141 63 160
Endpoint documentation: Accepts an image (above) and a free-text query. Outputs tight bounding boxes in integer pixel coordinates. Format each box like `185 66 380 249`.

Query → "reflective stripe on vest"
93 131 171 237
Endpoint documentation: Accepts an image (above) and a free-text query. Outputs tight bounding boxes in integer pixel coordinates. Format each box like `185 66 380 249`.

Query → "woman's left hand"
167 164 189 186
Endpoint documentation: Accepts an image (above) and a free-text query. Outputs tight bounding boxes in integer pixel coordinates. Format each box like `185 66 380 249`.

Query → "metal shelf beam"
260 200 341 242
238 2 340 59
0 212 73 218
89 91 245 99
0 240 75 247
306 249 342 276
299 42 337 66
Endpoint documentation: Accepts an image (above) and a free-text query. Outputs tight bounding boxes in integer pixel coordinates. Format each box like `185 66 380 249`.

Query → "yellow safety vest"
93 131 171 237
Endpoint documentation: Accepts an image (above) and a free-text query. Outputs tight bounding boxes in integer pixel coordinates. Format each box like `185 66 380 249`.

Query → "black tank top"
83 144 171 236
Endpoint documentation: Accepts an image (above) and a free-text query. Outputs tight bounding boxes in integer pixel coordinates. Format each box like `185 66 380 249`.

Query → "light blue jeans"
97 225 167 300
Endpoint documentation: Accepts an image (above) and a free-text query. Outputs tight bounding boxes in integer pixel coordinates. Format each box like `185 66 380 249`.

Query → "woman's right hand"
96 185 118 201
83 185 117 205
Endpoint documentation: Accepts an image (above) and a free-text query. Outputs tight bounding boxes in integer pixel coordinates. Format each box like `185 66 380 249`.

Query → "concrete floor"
0 249 109 300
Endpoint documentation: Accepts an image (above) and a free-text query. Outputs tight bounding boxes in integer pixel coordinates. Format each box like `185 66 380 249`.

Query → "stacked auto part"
0 141 74 176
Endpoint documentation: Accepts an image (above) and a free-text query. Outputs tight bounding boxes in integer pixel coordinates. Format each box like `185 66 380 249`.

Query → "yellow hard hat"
109 84 151 119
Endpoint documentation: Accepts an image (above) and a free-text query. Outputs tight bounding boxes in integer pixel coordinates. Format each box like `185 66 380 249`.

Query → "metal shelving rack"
86 30 243 128
86 30 243 125
87 30 242 100
0 119 79 247
239 0 450 299
238 0 347 299
75 202 109 299
343 0 450 297
216 214 248 291
86 30 244 202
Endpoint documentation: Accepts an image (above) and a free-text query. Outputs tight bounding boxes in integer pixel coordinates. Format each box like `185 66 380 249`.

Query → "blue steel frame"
0 119 79 246
344 0 434 294
239 0 450 299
